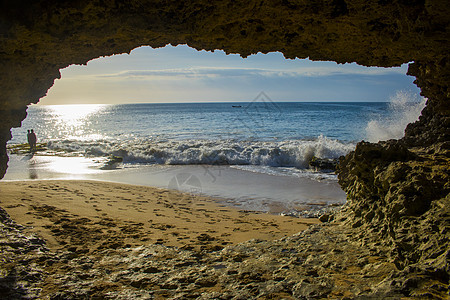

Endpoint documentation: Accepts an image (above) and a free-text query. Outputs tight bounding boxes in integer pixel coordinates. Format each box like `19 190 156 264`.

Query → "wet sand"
0 180 319 252
4 154 347 216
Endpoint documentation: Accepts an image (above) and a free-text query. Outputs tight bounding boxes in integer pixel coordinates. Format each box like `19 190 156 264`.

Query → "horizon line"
33 100 394 106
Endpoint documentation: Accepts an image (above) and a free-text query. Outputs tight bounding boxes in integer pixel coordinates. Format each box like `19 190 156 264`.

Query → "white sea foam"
365 91 426 142
230 165 339 182
47 135 354 168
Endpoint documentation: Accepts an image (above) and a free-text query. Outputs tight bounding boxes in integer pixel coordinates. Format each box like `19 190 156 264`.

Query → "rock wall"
0 0 449 296
335 57 449 295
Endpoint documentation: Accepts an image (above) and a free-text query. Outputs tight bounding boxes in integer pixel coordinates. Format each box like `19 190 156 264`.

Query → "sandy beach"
0 180 319 253
4 154 347 217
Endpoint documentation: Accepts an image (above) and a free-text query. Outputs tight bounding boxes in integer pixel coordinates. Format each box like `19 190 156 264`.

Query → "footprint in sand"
5 204 25 208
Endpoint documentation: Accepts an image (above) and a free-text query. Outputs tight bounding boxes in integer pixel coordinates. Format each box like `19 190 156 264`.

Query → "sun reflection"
47 104 107 125
45 104 108 140
45 156 104 175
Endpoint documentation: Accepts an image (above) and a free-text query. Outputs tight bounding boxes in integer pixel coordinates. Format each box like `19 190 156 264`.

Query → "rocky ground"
0 207 47 299
1 203 448 299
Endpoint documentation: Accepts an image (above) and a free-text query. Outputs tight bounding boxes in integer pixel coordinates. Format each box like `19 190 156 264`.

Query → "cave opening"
37 44 421 105
5 44 425 217
1 1 448 297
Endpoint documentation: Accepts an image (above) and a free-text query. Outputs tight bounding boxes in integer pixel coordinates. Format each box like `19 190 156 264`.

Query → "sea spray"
365 91 426 142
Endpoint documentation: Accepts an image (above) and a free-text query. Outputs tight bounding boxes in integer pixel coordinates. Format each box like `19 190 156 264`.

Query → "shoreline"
4 153 347 217
0 179 319 252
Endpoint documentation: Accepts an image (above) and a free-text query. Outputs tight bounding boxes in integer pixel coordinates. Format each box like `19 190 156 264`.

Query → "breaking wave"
365 91 426 142
47 135 354 168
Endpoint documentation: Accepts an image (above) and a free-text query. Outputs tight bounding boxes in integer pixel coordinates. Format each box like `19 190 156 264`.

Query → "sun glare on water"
48 104 106 125
44 156 104 175
45 104 108 140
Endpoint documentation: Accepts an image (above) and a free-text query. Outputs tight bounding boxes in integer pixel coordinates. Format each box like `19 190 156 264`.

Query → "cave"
0 0 448 298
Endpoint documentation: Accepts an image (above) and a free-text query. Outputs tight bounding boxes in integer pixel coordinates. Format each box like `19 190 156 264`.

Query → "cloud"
89 65 407 81
95 68 263 79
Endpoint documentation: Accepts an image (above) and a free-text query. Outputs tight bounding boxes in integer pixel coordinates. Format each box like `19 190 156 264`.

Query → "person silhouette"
27 130 32 152
29 129 37 152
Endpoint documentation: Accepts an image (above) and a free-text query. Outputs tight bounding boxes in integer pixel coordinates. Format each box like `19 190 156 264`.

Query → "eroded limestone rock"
0 208 49 299
338 140 449 297
0 0 449 298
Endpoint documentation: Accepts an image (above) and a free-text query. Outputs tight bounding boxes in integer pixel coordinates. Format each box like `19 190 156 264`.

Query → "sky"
39 44 421 105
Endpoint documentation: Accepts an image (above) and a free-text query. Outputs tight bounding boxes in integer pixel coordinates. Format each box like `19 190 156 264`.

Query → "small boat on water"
231 105 242 108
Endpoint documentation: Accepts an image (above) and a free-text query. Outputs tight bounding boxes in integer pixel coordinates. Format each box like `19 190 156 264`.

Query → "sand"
0 180 319 252
1 180 406 299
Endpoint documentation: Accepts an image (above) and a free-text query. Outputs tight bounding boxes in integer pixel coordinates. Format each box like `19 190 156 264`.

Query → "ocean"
6 96 425 216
